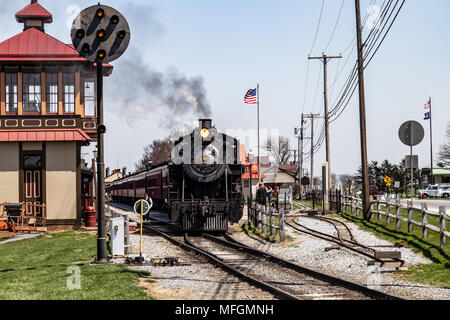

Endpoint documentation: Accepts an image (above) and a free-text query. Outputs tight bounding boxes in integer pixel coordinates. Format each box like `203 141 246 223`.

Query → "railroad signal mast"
71 4 131 263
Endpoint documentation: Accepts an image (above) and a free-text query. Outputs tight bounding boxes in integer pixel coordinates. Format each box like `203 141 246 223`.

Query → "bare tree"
135 136 174 171
438 124 450 167
265 136 291 165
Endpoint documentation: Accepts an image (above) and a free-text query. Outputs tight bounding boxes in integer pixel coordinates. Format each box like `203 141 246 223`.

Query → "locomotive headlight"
200 128 210 139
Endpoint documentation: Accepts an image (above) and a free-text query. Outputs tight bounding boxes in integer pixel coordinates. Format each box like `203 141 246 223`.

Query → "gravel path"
232 215 450 300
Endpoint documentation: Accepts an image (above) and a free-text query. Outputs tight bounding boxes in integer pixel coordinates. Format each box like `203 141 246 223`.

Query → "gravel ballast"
127 232 275 300
233 215 450 300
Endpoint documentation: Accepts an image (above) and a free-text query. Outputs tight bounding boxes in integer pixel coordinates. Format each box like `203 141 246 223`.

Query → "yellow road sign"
384 176 391 183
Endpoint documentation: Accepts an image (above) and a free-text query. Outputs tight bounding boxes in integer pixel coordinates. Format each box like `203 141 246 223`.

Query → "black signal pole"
355 0 371 220
96 63 107 263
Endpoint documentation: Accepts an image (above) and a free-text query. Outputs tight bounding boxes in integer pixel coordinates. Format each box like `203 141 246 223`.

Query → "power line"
327 0 405 123
309 0 325 55
323 0 346 52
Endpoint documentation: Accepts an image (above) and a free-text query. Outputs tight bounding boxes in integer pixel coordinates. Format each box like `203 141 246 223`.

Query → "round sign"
398 121 424 147
70 4 130 64
134 200 151 216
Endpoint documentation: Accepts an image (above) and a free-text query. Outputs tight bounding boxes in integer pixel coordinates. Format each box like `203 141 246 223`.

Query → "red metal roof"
0 28 114 74
0 129 91 142
0 27 82 60
16 1 52 23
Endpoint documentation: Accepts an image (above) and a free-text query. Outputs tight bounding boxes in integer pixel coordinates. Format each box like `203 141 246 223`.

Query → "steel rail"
205 233 403 300
286 219 379 261
141 224 300 300
302 215 357 243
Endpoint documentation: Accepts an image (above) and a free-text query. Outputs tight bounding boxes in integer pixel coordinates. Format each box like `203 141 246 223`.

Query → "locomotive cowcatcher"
108 119 244 232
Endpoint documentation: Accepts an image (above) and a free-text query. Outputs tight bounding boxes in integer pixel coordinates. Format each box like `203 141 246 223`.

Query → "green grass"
0 231 153 300
339 210 450 288
241 221 286 243
297 200 450 288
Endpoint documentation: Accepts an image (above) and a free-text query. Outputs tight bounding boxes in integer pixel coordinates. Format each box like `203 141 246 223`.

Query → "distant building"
105 169 124 185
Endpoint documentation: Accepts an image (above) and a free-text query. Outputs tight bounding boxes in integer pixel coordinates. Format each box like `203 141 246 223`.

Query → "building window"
63 73 75 113
84 78 95 116
46 73 58 114
5 73 18 114
23 73 42 113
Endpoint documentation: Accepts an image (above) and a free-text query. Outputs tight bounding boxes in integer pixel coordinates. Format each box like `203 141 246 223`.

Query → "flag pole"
257 84 261 185
429 96 434 185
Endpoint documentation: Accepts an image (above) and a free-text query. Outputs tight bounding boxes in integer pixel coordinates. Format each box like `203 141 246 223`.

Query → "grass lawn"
296 200 450 288
0 231 153 300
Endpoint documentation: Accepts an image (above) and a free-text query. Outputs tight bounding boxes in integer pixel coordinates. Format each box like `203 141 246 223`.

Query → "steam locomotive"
107 119 244 232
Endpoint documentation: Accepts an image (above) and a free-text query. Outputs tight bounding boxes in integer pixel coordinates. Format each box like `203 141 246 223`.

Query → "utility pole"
304 113 320 192
355 0 371 220
296 114 308 199
309 54 342 211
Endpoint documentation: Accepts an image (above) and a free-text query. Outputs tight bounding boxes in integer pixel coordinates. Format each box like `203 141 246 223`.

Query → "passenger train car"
108 119 244 232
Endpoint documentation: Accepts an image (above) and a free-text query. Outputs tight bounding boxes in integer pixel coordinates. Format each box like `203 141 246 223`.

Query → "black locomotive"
108 119 244 232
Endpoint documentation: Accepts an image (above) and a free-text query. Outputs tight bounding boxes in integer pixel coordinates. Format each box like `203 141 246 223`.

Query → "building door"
23 154 43 216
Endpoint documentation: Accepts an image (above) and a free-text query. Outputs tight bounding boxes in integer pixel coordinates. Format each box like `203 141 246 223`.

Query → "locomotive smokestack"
199 119 212 129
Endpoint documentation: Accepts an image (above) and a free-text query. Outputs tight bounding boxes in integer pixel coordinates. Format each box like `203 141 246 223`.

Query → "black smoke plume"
105 55 212 129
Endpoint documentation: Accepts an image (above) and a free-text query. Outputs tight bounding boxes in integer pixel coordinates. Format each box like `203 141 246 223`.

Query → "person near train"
143 193 153 221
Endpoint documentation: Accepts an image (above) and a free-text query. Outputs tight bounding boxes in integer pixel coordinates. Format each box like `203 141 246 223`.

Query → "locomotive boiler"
108 119 244 232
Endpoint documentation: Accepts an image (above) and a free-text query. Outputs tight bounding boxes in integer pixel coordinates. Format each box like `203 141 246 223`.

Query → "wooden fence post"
269 207 274 236
440 206 447 247
279 208 285 242
377 200 381 222
350 197 354 215
262 207 266 234
396 199 401 230
257 205 262 230
386 200 391 225
422 203 428 239
407 201 414 233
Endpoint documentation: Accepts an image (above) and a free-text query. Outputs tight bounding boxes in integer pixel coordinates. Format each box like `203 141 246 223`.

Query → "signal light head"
81 43 90 54
97 50 106 60
76 29 85 39
110 15 119 24
117 30 126 39
97 29 106 39
98 124 106 134
96 9 104 18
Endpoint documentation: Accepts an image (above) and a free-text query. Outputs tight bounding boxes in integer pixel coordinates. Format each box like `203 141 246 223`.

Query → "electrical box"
110 216 124 256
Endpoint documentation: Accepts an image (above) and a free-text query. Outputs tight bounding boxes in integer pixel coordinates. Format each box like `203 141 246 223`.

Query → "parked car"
369 185 379 199
439 186 450 198
418 185 440 198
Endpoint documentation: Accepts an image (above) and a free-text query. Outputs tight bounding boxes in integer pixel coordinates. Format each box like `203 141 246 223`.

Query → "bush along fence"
341 194 449 247
248 200 285 242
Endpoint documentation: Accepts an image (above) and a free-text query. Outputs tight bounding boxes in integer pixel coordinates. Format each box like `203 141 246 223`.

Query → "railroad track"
108 202 403 300
289 202 406 266
141 222 402 300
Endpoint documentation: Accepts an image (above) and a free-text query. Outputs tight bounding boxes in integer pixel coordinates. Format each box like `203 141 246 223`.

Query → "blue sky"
2 0 449 177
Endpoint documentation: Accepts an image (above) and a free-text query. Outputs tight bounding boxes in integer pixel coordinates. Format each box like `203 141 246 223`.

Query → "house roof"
0 129 91 142
0 27 83 60
16 1 52 23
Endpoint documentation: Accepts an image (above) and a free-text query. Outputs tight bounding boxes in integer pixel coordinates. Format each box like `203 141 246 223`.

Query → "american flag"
244 88 257 104
424 98 431 109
